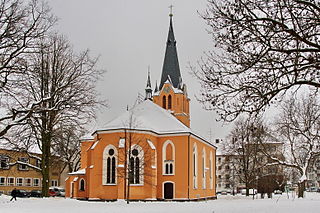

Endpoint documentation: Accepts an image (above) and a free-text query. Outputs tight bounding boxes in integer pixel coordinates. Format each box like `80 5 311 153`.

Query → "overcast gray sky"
46 0 233 141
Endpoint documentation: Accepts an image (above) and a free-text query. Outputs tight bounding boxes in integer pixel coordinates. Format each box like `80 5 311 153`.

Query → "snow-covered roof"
80 134 94 141
97 100 215 148
68 168 86 175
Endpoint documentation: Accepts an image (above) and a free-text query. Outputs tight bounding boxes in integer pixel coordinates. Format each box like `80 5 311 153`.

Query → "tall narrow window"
168 95 172 109
210 152 213 189
107 148 116 184
129 145 143 184
193 144 198 189
103 145 117 185
202 148 206 189
79 179 85 191
162 96 167 109
162 141 175 175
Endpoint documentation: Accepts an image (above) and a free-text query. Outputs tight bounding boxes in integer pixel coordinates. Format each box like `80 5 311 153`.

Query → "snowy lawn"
1 193 319 213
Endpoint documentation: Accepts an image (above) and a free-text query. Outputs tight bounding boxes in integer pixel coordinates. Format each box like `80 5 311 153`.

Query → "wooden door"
164 182 173 199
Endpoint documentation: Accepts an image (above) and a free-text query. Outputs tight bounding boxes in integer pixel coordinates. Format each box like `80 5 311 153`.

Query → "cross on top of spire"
169 5 173 17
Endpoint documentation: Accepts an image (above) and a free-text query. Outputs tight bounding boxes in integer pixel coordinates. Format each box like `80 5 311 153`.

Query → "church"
65 13 217 201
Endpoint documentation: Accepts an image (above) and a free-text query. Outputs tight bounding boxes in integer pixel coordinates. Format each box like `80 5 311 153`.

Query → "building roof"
159 15 182 90
68 168 86 175
96 100 215 148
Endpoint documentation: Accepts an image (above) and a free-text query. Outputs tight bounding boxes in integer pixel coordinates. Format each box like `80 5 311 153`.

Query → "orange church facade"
65 14 216 201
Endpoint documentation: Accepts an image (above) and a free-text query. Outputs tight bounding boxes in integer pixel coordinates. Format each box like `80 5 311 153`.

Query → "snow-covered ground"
1 193 319 213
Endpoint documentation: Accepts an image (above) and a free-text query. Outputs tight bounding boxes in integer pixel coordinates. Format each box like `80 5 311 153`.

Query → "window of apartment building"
35 159 41 169
33 178 40 187
225 156 229 162
218 175 221 179
18 157 29 170
16 178 23 186
225 165 230 170
225 183 230 188
7 177 15 186
218 166 221 170
217 157 221 162
51 180 58 187
0 177 5 186
225 174 230 180
25 178 32 186
0 155 9 169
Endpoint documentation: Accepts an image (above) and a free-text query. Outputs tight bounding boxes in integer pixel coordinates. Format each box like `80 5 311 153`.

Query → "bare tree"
224 117 263 196
115 110 155 204
270 92 320 197
194 0 320 121
5 34 105 196
0 0 55 136
52 125 83 173
224 116 284 197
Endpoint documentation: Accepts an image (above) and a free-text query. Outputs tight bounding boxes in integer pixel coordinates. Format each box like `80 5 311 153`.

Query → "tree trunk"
298 180 306 198
245 182 249 196
41 132 51 197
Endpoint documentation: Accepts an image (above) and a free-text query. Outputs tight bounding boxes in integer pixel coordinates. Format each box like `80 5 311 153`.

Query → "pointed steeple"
146 70 151 88
154 80 159 92
159 13 182 90
145 70 152 100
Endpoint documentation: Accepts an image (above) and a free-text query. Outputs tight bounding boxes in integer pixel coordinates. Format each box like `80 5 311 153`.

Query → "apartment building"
215 138 285 194
0 148 62 195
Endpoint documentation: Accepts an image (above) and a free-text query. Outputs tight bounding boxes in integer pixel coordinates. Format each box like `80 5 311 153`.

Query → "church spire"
145 69 152 100
159 10 182 90
154 80 159 93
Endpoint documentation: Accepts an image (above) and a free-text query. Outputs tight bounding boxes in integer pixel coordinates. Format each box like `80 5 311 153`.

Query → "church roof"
99 100 189 134
97 100 214 147
159 15 182 90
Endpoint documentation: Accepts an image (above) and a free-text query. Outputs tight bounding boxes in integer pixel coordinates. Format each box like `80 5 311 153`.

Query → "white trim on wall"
162 140 175 175
102 144 118 185
193 143 198 189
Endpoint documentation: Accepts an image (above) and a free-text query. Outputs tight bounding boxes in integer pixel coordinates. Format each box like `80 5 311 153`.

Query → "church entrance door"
164 182 174 199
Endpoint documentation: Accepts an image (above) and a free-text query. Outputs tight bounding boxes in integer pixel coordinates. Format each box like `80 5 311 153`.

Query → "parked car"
308 187 319 192
49 187 65 197
49 188 57 197
241 189 257 195
15 189 29 197
274 190 282 194
30 190 42 197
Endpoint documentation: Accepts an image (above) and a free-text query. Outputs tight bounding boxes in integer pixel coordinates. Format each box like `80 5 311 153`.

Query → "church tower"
153 12 190 127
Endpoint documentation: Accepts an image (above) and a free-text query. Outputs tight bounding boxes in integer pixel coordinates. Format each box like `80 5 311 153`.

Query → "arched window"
202 148 206 189
162 96 166 109
193 144 198 189
129 145 144 184
162 140 175 175
168 95 172 109
79 178 85 191
103 145 117 185
210 151 213 189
